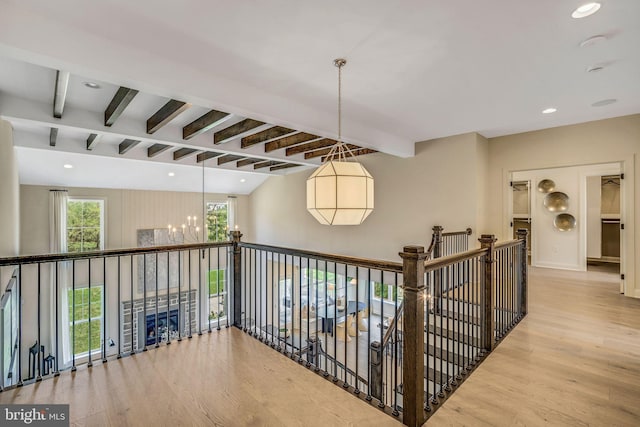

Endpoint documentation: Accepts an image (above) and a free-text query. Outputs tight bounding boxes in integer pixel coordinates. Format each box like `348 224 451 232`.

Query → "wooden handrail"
442 227 472 237
423 247 488 271
239 242 403 272
0 241 233 267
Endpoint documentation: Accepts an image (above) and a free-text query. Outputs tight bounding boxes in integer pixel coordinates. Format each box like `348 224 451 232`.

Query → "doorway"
586 175 621 275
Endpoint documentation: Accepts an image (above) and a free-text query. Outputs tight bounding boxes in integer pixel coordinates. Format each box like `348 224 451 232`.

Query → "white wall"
0 120 19 257
20 185 250 254
248 133 487 262
489 114 639 297
512 163 620 271
0 120 20 291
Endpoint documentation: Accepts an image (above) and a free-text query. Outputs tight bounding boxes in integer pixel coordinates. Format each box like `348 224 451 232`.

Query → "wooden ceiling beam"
214 119 265 144
236 158 262 168
147 99 191 134
304 144 360 159
119 139 140 155
148 143 171 158
285 138 336 156
217 154 245 165
270 163 301 172
53 70 70 119
240 126 296 148
320 148 378 162
196 151 224 163
86 133 100 150
173 148 199 161
105 87 139 127
254 160 283 169
182 109 230 140
49 128 58 147
264 132 319 152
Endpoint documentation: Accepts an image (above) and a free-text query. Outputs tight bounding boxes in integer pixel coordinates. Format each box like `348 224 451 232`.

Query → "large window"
206 202 228 242
67 199 104 252
68 286 103 356
208 269 227 322
371 282 403 303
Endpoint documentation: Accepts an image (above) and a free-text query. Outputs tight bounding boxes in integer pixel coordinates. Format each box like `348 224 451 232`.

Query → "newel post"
479 235 497 352
516 228 529 316
400 245 429 427
230 230 243 328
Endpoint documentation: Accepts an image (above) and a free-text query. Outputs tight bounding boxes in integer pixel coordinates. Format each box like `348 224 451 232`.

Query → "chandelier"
306 58 374 225
167 215 200 243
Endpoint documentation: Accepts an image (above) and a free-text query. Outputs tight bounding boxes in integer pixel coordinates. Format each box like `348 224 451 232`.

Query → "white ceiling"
1 0 639 193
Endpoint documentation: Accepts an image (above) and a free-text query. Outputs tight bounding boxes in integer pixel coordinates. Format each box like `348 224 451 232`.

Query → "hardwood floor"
428 266 640 426
0 329 401 426
1 267 638 426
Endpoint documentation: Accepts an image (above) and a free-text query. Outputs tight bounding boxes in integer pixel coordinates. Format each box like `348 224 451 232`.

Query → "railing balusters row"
0 242 232 390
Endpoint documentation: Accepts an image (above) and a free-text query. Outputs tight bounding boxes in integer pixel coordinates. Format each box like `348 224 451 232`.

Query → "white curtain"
227 195 237 231
49 190 71 367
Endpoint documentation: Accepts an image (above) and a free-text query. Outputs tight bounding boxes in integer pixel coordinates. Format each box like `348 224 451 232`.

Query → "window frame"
66 198 105 252
205 201 229 242
68 285 104 358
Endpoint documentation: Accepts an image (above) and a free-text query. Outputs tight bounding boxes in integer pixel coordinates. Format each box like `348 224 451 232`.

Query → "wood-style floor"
2 266 639 426
428 266 640 426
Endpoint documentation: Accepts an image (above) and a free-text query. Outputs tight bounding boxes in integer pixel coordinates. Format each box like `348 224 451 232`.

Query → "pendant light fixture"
306 58 374 225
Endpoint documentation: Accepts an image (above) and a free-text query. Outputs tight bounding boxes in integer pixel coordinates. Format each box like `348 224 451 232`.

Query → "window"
69 286 103 356
206 202 228 242
371 282 403 303
208 269 227 322
67 199 104 252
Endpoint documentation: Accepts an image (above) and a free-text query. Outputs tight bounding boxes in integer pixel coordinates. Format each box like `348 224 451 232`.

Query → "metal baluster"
167 252 172 345
208 248 212 333
366 268 372 401
284 254 289 355
17 265 23 384
88 259 93 366
270 251 274 346
177 251 182 341
117 257 122 358
155 252 159 348
244 248 248 332
354 267 360 394
130 256 134 353
188 250 192 338
36 263 42 381
103 256 107 363
258 250 263 340
277 253 282 350
216 247 221 331
55 261 60 374
198 248 202 336
297 256 302 362
393 271 400 415
143 254 148 349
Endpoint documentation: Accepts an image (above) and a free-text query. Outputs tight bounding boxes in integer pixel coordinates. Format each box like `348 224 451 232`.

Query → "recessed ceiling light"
579 35 607 48
240 178 246 183
83 81 101 89
571 2 601 19
542 107 557 114
63 164 73 169
591 98 617 107
168 172 175 177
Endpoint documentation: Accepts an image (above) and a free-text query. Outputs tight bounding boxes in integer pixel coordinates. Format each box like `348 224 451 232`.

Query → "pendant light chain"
326 58 356 163
338 59 342 145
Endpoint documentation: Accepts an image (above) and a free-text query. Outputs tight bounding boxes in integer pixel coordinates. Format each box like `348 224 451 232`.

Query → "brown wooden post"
432 225 443 259
479 235 497 352
516 229 529 316
399 245 429 427
432 226 443 314
230 230 243 328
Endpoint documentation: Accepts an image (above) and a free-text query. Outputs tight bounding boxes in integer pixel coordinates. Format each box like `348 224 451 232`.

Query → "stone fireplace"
122 290 197 353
